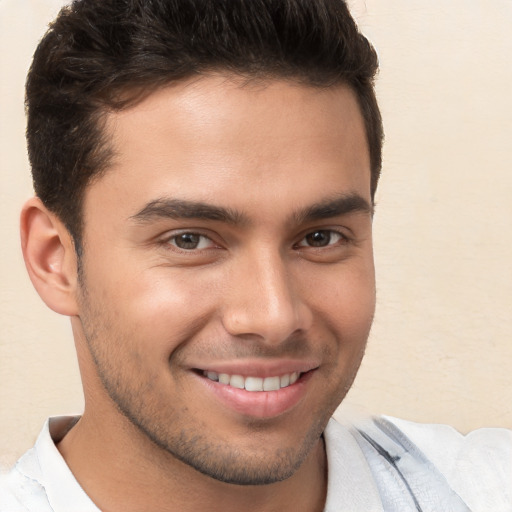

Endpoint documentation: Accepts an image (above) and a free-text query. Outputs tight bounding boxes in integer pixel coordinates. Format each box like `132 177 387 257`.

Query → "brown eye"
170 233 211 250
298 230 345 248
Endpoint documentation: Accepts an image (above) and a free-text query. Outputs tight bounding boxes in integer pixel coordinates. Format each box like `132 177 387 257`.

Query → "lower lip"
196 372 313 419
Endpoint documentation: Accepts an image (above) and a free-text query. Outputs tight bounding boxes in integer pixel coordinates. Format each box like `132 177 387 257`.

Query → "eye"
168 232 215 250
297 230 346 248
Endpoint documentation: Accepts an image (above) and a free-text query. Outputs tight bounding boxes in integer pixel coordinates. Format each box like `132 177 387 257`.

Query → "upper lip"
191 359 319 378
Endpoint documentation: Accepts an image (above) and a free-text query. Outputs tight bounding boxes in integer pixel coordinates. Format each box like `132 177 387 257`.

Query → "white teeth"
245 377 263 392
263 376 280 391
219 373 230 385
203 370 302 391
229 375 245 389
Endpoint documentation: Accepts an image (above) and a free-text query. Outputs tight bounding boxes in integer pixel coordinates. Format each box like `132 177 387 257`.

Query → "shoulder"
0 416 92 512
325 415 511 512
384 415 512 475
0 452 53 512
383 416 512 511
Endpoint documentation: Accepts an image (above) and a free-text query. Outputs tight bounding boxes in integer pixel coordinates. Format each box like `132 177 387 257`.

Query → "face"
75 76 375 485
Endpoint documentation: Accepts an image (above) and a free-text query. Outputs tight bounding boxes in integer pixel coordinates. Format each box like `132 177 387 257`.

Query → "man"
1 0 510 511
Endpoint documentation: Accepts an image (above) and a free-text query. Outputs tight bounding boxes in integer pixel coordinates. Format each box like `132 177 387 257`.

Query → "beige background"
1 0 511 468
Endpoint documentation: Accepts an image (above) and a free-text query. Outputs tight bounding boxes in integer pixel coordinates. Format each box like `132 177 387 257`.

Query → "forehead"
85 75 371 222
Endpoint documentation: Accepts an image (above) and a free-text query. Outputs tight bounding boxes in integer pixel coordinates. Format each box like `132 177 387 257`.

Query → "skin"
22 75 375 512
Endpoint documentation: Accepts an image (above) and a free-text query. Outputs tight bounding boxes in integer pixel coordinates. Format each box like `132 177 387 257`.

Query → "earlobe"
20 197 79 316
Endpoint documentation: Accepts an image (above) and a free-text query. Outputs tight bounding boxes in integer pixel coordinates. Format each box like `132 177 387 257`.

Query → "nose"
221 250 313 344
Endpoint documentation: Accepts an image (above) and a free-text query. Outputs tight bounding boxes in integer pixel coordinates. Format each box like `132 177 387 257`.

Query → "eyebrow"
130 198 248 225
130 193 372 226
292 193 373 224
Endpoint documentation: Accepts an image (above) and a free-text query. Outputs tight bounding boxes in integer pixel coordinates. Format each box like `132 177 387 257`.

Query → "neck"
57 407 328 512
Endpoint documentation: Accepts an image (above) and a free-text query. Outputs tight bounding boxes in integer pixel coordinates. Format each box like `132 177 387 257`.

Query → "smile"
203 370 301 391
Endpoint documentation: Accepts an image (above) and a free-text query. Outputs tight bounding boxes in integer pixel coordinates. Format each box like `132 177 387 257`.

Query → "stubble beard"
76 277 365 486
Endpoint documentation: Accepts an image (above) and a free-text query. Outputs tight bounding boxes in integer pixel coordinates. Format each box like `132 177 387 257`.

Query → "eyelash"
162 228 351 252
165 232 218 251
294 229 350 249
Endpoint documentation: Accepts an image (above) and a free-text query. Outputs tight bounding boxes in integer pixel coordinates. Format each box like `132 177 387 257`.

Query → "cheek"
86 262 220 354
307 260 376 338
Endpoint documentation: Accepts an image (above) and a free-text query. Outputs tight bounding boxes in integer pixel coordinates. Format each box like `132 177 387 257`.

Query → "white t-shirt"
1 416 511 511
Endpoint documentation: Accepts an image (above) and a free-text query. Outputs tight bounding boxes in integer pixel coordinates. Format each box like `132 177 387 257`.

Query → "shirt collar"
19 416 384 512
323 418 384 512
22 416 100 512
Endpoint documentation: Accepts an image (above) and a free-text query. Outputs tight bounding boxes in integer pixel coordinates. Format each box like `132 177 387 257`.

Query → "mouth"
202 370 302 392
191 362 317 418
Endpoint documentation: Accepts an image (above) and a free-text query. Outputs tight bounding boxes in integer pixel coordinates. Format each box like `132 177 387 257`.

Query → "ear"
20 197 79 316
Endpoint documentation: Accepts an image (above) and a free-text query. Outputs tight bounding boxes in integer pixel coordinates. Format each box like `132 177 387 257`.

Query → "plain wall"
1 0 511 468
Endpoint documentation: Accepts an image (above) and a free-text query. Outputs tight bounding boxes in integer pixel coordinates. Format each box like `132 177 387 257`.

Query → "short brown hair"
26 0 383 249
